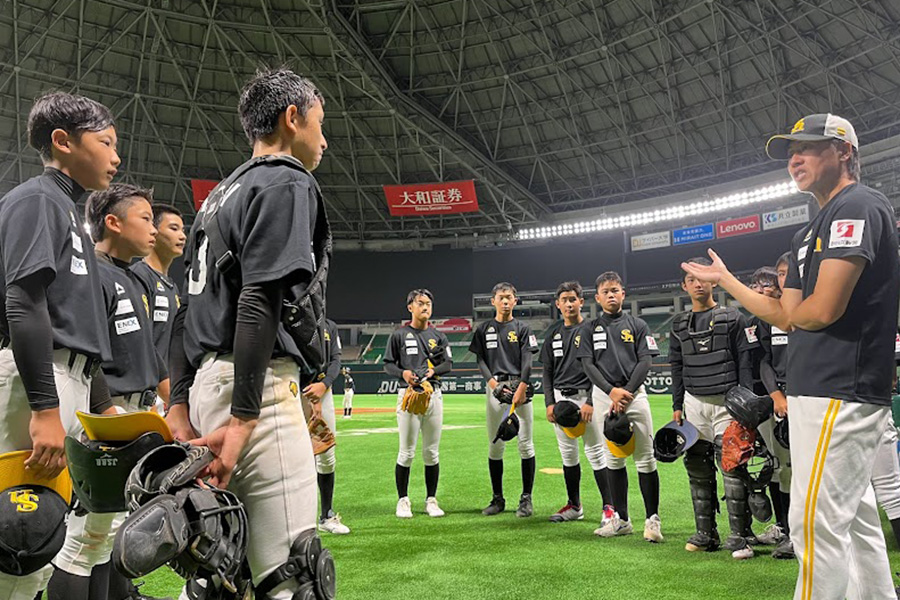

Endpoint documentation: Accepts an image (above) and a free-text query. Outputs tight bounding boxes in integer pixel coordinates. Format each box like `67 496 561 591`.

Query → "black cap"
766 113 858 160
0 485 68 576
492 407 520 443
604 412 636 458
553 402 580 428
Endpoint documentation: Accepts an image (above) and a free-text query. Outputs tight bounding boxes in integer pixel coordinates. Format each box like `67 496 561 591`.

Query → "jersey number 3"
188 236 209 296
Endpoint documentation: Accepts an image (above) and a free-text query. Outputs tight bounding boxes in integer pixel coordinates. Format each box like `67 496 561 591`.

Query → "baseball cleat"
124 583 174 600
772 536 796 559
318 511 351 535
595 515 633 538
643 514 664 543
515 493 534 518
724 534 755 559
601 504 617 528
685 530 720 552
396 496 413 518
756 523 784 545
482 495 505 516
549 503 584 522
425 496 445 517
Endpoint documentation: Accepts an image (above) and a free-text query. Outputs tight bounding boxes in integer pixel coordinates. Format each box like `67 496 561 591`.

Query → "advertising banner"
673 223 715 246
190 179 219 211
762 205 810 230
383 180 479 217
717 214 760 238
631 230 671 252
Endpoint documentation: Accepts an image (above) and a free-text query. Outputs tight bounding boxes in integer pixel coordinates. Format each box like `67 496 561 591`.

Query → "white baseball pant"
758 415 792 493
396 388 443 467
787 395 894 600
0 348 90 600
486 390 534 461
187 353 317 598
342 389 354 409
592 386 656 473
551 390 607 470
315 390 337 474
683 391 731 442
871 420 900 521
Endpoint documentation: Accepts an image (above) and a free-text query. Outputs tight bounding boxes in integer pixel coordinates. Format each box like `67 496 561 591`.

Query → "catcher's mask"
724 386 774 430
492 405 520 443
653 420 700 462
774 416 790 449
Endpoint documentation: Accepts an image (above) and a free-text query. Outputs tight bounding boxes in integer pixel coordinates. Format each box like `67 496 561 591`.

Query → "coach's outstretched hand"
190 416 258 488
166 403 199 442
680 249 730 284
27 408 67 479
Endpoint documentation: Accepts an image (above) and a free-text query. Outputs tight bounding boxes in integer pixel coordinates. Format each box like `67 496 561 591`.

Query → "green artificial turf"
127 394 900 599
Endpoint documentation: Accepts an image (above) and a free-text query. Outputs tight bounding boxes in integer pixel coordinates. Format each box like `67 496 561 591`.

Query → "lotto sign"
672 223 715 246
717 214 760 238
383 180 479 216
631 230 671 251
190 179 219 211
762 205 810 230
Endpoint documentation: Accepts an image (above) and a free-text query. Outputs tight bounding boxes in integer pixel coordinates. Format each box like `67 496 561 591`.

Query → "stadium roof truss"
1 0 899 243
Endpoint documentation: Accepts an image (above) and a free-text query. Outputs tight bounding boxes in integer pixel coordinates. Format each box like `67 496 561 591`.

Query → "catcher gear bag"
492 405 519 443
654 420 700 462
721 421 756 473
724 386 774 430
774 416 790 449
65 432 167 513
308 415 336 456
604 412 636 458
401 380 433 415
125 443 213 511
255 529 336 600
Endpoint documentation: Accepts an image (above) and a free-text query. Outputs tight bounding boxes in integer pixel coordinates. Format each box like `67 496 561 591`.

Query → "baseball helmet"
604 412 635 458
653 420 700 462
492 405 520 443
774 416 790 450
553 401 585 438
724 386 774 430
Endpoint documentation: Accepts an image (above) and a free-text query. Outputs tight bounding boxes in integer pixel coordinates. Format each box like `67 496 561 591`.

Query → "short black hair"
151 203 182 229
556 281 583 298
27 92 115 160
239 68 325 144
776 251 791 269
85 183 153 242
595 271 624 290
491 282 517 297
750 266 778 288
406 288 434 305
682 256 712 282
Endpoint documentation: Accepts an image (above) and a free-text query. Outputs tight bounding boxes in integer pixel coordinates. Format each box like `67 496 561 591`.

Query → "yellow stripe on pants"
802 399 841 600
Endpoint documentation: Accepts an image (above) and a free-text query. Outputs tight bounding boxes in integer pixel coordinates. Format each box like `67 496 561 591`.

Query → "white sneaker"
732 546 755 560
643 514 664 543
594 514 634 537
425 497 445 517
318 512 351 535
396 496 413 518
756 523 784 546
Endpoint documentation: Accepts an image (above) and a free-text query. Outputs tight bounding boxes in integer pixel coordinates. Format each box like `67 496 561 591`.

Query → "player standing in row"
384 289 453 519
304 318 351 535
48 184 166 600
341 367 355 418
869 332 900 550
578 272 663 542
669 259 759 559
469 282 539 518
0 92 117 600
746 264 794 560
167 68 334 598
541 281 614 524
683 113 899 598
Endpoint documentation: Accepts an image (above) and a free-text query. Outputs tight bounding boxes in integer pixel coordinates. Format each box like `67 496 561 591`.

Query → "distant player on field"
341 367 355 418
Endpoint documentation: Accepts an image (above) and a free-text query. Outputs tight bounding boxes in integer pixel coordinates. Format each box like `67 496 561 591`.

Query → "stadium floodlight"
517 180 799 241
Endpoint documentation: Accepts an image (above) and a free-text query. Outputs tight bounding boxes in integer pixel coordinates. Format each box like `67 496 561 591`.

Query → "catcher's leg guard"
684 440 718 537
715 435 753 538
255 530 335 600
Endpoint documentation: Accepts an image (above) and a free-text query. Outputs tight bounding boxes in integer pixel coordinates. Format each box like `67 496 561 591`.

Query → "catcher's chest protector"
673 307 738 396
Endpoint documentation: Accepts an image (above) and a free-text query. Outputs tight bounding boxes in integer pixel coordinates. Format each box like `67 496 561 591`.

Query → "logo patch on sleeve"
828 219 865 248
744 325 758 344
528 334 538 348
646 336 659 351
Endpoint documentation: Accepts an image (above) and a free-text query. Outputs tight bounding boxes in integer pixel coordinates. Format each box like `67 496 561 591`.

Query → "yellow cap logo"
791 119 805 133
9 489 38 513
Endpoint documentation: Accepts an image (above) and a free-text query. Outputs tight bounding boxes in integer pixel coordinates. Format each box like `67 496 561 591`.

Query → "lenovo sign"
717 214 760 239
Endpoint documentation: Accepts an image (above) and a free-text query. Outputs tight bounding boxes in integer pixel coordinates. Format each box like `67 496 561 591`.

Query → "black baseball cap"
492 405 520 443
604 412 636 458
0 484 68 575
766 113 858 160
553 401 586 438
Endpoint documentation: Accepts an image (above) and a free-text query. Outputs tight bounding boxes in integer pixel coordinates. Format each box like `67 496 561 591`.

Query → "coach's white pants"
683 392 731 442
342 389 354 409
189 353 317 597
758 416 792 493
396 388 443 467
552 390 607 470
871 420 900 520
486 391 534 461
314 390 337 475
788 395 895 600
0 348 90 599
592 386 656 473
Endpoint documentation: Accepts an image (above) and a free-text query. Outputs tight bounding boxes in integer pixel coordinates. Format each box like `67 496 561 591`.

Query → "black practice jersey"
469 318 539 378
540 319 591 391
576 312 659 387
784 183 900 406
182 161 318 367
753 317 788 388
321 319 342 388
344 375 355 391
384 325 452 381
131 261 181 363
96 255 161 395
0 168 110 360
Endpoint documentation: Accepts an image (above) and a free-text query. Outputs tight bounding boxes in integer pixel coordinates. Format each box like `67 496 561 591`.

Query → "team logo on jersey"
406 333 414 339
141 295 150 317
115 282 126 295
507 331 518 343
324 330 331 342
156 281 165 292
487 326 495 333
428 339 438 350
8 489 38 513
829 219 865 248
289 381 299 397
574 334 582 348
554 333 561 340
595 325 604 332
814 237 822 252
621 329 634 343
646 335 659 351
745 325 758 344
803 229 812 243
175 295 181 309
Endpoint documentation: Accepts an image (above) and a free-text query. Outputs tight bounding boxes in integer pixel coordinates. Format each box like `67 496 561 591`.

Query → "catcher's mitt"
308 415 336 455
492 380 519 404
721 420 756 473
402 380 433 415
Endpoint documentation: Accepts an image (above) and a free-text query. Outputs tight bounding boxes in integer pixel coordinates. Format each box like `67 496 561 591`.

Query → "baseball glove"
492 380 519 404
308 415 336 455
402 380 433 415
721 420 756 473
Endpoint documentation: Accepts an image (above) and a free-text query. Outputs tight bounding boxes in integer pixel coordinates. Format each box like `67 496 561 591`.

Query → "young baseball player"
47 183 167 600
578 272 663 542
0 92 117 600
304 318 351 535
670 257 759 560
384 289 453 518
541 281 614 524
747 265 794 560
341 367 355 418
469 282 539 518
167 68 335 599
683 114 899 598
